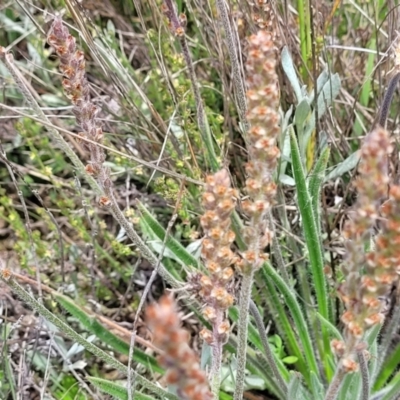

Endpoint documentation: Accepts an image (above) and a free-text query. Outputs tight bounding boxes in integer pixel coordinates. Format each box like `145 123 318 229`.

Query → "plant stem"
249 300 287 398
325 366 345 400
210 309 223 399
358 349 370 400
378 72 400 128
233 270 255 400
214 0 248 131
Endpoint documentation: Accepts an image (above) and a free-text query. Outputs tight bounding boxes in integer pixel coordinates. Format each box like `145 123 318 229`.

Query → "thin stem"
358 349 370 400
233 270 255 400
0 103 201 185
214 0 248 131
210 309 223 399
376 300 400 379
378 72 400 128
249 300 287 398
324 366 346 400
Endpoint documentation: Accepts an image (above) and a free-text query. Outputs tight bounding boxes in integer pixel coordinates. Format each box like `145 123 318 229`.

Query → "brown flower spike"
145 295 213 400
335 127 400 371
195 169 237 345
240 31 280 273
47 17 110 193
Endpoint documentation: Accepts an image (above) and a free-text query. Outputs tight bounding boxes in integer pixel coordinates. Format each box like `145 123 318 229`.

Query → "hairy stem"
210 308 223 399
214 0 248 131
249 300 287 398
233 270 254 400
378 72 400 128
358 349 370 400
325 366 345 400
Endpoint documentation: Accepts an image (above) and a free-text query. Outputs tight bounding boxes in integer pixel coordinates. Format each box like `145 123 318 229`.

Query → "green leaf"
282 356 298 365
325 150 361 182
87 377 154 400
314 72 341 122
279 173 295 186
380 372 400 400
290 129 333 378
290 129 329 321
55 293 163 374
310 370 324 400
308 69 330 104
374 342 400 391
301 73 341 156
137 201 200 269
262 262 318 384
259 267 306 378
287 372 311 400
315 312 343 341
281 47 303 104
295 98 311 130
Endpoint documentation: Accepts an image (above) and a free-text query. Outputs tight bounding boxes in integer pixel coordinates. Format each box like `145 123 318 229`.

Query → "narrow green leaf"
137 201 200 269
360 39 376 106
262 262 319 384
369 340 378 391
287 372 311 400
55 294 163 373
315 312 343 341
88 377 128 400
281 47 303 104
313 73 341 123
290 129 333 379
380 372 400 400
308 69 330 104
301 73 341 156
87 377 154 400
295 98 311 130
310 370 324 400
287 372 300 399
259 266 307 378
324 150 361 182
374 342 400 391
290 129 329 321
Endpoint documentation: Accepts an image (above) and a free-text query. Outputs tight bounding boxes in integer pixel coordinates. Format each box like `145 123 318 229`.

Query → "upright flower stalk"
47 17 111 203
234 31 280 400
328 127 400 399
191 169 237 397
145 295 213 400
